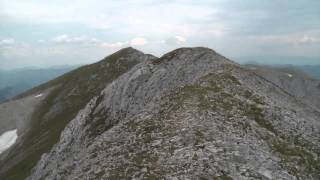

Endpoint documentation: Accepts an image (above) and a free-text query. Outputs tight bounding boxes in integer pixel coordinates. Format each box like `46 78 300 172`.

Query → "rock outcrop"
24 47 319 179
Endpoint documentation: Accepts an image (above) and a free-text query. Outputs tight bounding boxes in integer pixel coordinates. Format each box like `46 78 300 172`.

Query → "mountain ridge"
0 47 319 180
0 47 155 179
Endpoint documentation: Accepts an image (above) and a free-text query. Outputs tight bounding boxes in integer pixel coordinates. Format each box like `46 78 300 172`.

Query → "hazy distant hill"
0 66 78 103
243 61 320 80
296 65 320 79
267 65 320 80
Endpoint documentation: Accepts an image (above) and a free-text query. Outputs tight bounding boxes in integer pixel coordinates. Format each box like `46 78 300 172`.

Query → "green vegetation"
100 118 163 179
268 138 320 178
87 109 110 139
168 71 320 178
169 71 277 139
170 72 242 115
243 104 275 133
252 95 266 105
1 48 142 180
221 73 241 85
180 85 212 110
194 129 206 146
243 90 253 99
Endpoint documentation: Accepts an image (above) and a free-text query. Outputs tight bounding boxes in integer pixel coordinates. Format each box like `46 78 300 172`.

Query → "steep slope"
0 47 155 180
245 64 320 111
0 89 50 136
29 48 319 179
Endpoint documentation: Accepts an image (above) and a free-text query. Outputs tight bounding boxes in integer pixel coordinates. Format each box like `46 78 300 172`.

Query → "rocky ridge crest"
28 47 320 179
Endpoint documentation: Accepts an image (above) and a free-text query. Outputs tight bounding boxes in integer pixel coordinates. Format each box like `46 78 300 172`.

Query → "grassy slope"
0 48 146 180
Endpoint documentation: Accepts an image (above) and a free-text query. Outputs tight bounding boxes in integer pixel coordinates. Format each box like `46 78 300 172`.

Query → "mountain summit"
0 47 155 179
0 47 319 180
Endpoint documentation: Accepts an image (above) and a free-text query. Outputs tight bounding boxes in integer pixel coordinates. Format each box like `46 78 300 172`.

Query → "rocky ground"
25 48 319 180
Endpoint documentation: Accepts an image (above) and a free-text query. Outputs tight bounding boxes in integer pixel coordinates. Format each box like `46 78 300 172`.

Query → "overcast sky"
0 0 319 69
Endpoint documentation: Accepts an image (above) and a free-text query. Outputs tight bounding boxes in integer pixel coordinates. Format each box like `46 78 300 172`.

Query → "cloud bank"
0 0 319 69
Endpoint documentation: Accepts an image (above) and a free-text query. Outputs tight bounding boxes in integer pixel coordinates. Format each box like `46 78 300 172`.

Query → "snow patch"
34 93 43 98
259 168 273 179
287 73 293 78
0 129 18 154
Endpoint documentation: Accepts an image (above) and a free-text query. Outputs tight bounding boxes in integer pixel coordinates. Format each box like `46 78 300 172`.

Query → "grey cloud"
213 0 320 36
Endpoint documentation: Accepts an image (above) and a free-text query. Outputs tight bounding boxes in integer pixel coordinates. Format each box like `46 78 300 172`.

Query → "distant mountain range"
0 47 319 179
296 65 320 79
0 66 78 103
1 61 317 105
244 62 320 80
265 65 320 80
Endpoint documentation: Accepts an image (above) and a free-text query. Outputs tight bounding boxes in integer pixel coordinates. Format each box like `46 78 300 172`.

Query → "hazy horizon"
1 49 320 70
1 0 319 69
